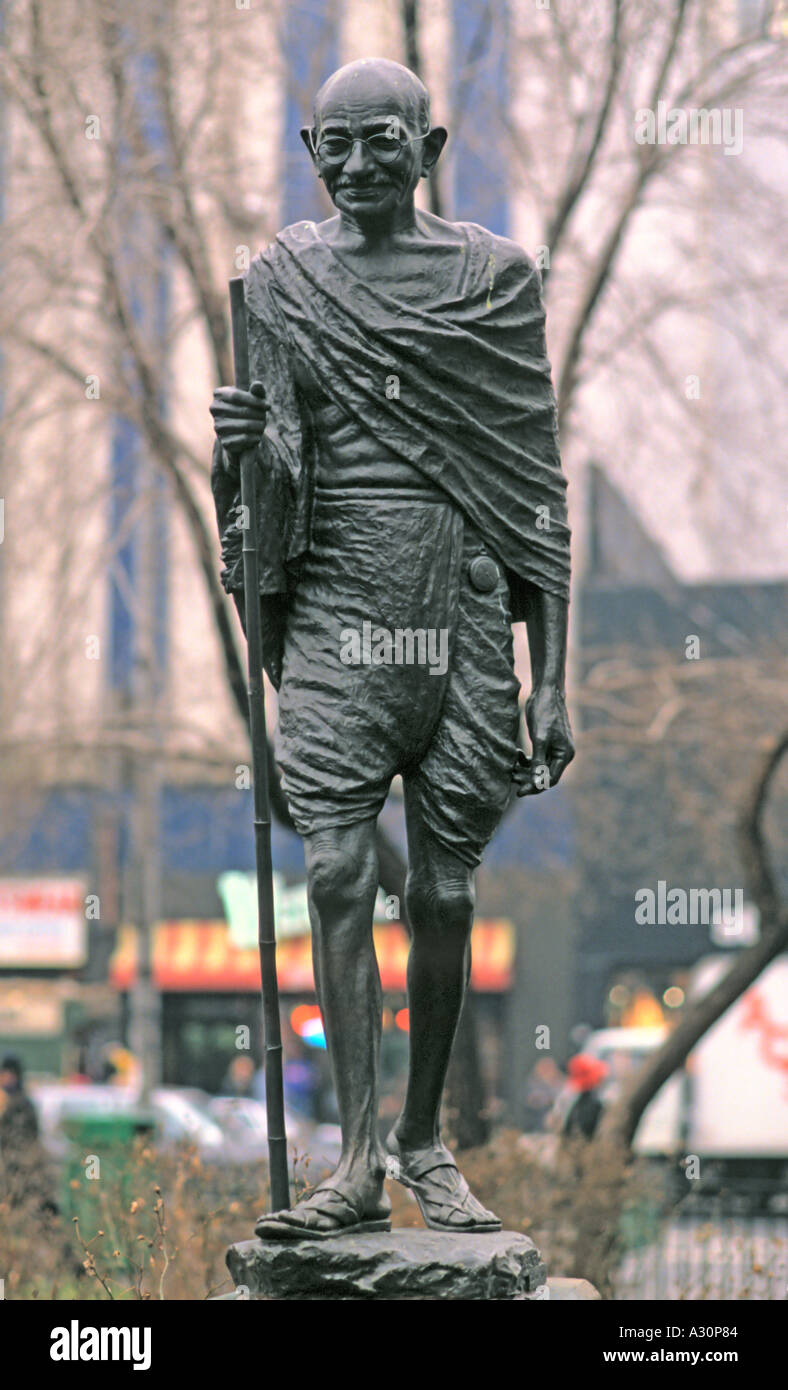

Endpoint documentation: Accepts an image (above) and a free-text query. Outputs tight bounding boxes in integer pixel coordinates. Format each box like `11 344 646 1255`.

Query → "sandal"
385 1134 501 1233
255 1181 392 1242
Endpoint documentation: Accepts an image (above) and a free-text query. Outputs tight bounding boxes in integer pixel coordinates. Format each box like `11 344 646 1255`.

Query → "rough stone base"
226 1228 547 1301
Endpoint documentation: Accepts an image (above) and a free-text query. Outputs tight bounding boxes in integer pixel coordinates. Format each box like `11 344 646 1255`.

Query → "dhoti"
275 486 521 866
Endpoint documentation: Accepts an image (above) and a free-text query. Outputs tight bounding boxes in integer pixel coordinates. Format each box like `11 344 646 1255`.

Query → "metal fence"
614 1209 788 1300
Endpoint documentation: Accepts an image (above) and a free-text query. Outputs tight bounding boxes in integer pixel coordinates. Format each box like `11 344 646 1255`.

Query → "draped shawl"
212 220 570 686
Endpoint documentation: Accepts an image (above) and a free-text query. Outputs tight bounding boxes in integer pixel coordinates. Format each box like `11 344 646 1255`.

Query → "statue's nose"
343 139 375 175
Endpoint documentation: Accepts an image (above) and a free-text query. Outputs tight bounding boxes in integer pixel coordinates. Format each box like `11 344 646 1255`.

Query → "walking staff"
228 275 290 1213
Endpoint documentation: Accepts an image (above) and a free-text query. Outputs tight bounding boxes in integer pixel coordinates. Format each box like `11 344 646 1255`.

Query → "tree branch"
599 732 788 1147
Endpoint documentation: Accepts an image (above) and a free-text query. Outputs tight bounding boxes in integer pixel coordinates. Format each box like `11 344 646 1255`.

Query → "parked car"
207 1094 342 1171
31 1082 225 1163
31 1081 343 1175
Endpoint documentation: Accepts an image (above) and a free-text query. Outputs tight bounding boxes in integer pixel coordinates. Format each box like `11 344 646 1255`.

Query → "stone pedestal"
226 1228 547 1300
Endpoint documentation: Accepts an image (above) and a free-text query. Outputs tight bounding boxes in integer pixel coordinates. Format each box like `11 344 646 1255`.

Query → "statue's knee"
307 831 375 917
406 872 473 935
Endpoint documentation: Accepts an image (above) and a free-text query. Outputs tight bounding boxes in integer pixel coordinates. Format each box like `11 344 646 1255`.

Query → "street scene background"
0 0 786 1300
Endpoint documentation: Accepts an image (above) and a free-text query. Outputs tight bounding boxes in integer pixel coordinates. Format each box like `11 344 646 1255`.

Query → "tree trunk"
599 732 788 1148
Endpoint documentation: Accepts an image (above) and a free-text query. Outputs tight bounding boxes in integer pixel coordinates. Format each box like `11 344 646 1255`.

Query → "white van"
581 955 788 1206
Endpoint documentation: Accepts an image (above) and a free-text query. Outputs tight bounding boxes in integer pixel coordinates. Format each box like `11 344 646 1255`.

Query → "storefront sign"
217 871 311 946
0 879 87 968
110 918 514 992
217 872 394 948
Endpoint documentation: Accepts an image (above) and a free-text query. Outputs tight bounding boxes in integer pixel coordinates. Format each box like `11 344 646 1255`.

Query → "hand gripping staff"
229 275 290 1214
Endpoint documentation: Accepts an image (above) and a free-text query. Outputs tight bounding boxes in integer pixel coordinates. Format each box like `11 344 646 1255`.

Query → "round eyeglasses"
310 130 429 167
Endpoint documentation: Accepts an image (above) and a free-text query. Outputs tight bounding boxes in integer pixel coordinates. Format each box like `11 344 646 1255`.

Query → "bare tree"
1 0 786 1145
455 0 788 1147
500 0 787 579
599 727 788 1145
0 0 412 903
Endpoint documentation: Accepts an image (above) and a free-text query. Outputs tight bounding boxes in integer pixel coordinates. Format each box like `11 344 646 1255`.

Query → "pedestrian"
562 1054 609 1140
220 1054 256 1098
522 1057 565 1132
0 1054 53 1210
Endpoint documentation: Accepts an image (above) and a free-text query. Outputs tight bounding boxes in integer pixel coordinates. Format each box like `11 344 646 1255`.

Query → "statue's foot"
255 1173 392 1242
385 1131 501 1234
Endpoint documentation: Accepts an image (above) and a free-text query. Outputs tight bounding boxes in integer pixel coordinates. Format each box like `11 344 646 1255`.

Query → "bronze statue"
210 58 574 1238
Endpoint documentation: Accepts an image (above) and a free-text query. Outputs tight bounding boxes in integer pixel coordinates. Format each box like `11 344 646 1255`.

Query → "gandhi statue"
210 58 574 1237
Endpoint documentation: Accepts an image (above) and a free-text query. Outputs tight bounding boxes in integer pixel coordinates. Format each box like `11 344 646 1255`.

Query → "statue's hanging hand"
210 381 268 469
513 684 575 797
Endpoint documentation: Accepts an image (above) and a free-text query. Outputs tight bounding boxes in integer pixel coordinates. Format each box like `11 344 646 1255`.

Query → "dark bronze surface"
210 58 575 1241
468 555 500 593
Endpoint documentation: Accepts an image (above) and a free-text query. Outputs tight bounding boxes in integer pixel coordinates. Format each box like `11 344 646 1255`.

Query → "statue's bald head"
313 58 431 134
303 57 446 229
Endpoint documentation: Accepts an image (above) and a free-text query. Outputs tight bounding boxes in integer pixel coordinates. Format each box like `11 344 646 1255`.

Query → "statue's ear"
421 126 448 177
300 127 319 168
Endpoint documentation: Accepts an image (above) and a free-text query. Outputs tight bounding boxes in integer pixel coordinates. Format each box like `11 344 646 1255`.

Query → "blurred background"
0 0 786 1299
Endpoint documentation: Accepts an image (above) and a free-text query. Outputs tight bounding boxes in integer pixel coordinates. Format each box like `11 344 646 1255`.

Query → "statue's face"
309 70 437 225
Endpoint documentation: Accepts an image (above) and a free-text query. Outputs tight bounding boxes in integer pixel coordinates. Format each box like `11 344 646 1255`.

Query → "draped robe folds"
211 219 570 689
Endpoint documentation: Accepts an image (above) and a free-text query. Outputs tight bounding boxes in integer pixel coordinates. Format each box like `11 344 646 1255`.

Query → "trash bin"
61 1109 156 1251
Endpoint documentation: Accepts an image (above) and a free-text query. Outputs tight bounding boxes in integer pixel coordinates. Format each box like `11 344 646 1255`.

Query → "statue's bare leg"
306 821 389 1188
398 828 473 1150
385 797 501 1231
257 819 391 1237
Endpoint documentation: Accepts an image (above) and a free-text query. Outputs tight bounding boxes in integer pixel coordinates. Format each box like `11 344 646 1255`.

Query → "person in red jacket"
563 1055 610 1140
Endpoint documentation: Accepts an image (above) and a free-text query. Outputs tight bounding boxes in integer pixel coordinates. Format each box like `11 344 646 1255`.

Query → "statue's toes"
467 1193 498 1221
446 1176 498 1224
440 1189 500 1230
445 1205 476 1228
277 1207 333 1232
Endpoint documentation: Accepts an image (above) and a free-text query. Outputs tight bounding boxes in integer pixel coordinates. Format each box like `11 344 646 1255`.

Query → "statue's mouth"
337 183 393 194
336 174 396 191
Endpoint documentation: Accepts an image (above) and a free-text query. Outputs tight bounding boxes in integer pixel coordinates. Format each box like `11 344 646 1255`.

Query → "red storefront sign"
110 919 514 993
